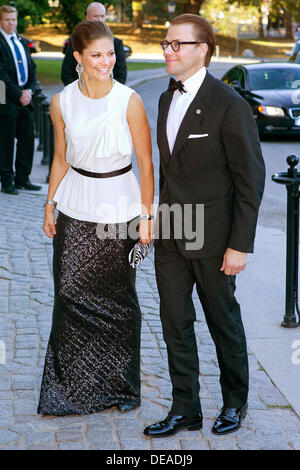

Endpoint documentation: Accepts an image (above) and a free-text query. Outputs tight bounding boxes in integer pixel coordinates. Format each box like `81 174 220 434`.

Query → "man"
61 2 127 86
0 5 40 194
144 14 265 438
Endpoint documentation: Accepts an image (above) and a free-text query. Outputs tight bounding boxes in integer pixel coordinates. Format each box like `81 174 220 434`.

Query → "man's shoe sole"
15 186 41 191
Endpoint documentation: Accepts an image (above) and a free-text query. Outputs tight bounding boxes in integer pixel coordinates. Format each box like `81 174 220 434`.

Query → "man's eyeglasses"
160 40 203 52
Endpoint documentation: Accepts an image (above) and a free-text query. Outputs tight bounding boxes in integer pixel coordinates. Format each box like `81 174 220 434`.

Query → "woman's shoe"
117 401 139 413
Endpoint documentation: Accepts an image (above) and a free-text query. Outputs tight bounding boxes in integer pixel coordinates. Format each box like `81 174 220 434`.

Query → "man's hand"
19 89 31 107
220 248 247 276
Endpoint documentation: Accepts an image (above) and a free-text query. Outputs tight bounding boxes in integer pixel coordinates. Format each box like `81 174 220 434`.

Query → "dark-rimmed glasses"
160 40 203 52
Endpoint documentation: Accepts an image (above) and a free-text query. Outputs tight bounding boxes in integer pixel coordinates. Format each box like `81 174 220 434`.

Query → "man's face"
0 12 18 35
163 23 207 82
86 5 106 22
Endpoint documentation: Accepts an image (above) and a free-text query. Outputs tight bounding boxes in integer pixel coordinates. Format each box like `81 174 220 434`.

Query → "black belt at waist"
71 163 132 178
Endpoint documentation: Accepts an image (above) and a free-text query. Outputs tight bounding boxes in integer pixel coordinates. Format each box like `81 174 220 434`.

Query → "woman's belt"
71 163 132 178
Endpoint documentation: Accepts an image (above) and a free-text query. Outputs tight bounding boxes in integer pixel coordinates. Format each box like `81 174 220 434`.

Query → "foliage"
201 0 260 37
57 0 87 32
270 0 300 23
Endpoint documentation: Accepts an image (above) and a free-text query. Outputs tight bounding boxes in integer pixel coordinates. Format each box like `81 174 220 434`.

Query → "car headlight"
257 105 285 117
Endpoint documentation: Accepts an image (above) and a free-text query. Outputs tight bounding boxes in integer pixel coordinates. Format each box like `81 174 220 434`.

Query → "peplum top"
53 79 141 223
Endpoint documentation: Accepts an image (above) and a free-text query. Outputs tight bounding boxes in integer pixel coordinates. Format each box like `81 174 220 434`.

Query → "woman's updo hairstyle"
72 20 114 54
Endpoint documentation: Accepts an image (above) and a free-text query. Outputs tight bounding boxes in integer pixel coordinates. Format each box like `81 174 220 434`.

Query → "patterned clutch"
128 242 153 268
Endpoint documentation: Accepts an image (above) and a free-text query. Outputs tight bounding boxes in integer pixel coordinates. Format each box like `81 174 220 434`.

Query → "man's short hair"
0 5 18 20
171 14 216 67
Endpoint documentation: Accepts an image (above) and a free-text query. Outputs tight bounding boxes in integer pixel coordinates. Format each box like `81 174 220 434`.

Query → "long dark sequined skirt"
37 212 141 416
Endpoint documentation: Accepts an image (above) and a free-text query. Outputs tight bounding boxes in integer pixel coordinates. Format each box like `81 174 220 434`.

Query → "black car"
62 38 132 58
222 62 300 138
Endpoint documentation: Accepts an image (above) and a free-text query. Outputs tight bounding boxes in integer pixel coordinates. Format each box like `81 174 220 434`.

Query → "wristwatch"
44 199 57 208
140 214 154 221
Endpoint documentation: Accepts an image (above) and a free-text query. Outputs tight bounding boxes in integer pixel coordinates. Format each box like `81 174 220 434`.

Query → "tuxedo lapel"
157 89 174 163
171 72 214 159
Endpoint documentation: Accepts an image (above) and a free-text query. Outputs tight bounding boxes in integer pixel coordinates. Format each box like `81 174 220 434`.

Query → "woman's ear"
73 50 81 64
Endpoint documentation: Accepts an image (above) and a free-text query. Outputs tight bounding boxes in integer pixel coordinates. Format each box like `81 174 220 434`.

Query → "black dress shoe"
212 403 248 435
117 401 140 413
15 181 42 191
144 412 203 438
1 184 19 195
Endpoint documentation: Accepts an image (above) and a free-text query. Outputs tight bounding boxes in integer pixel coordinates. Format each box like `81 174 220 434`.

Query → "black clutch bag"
128 241 153 268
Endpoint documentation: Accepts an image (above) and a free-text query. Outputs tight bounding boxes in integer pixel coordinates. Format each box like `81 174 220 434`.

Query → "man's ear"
199 42 208 59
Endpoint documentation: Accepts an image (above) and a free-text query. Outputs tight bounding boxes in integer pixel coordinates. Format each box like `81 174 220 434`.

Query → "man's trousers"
0 106 34 187
155 237 249 416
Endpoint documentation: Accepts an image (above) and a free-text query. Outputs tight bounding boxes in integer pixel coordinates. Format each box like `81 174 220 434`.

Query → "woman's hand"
43 206 56 238
139 219 154 244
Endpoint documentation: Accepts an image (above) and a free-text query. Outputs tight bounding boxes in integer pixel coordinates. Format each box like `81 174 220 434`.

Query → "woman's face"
76 37 116 82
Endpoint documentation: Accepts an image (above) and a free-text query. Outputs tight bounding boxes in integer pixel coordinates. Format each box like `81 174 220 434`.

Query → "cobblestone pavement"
1 189 300 451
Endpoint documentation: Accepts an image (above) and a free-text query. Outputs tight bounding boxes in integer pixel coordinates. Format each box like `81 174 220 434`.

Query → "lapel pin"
196 109 201 115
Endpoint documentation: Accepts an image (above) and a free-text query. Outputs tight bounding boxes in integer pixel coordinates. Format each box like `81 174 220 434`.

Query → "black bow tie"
168 77 186 94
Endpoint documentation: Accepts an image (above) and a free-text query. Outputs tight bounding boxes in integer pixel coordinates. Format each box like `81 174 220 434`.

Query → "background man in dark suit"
0 4 40 194
144 14 265 438
61 2 127 86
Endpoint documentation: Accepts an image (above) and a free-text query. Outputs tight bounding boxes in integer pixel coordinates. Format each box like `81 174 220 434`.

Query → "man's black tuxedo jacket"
61 36 127 86
156 71 266 259
0 32 37 115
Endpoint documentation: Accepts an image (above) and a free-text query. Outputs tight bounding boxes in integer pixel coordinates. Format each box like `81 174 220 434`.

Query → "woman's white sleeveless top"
53 79 141 223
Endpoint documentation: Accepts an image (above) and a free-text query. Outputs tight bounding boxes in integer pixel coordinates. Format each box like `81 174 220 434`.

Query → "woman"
37 20 154 416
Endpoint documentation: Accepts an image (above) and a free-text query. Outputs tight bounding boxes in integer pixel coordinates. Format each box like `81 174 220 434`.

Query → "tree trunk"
284 10 294 40
258 7 265 39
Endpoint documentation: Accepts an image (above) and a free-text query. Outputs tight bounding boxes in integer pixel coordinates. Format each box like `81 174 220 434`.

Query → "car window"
248 68 300 90
223 67 245 87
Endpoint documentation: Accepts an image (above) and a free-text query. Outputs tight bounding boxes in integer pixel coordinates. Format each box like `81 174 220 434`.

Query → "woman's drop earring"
76 63 84 90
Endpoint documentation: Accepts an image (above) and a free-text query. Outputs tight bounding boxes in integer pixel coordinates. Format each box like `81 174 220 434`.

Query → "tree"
270 0 300 39
226 0 265 38
184 0 206 14
58 0 87 33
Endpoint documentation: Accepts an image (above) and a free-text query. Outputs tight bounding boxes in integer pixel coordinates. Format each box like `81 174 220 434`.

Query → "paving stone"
12 375 36 390
13 399 38 416
90 440 121 450
26 432 55 445
151 436 182 450
55 430 85 442
120 438 151 450
58 442 88 450
181 438 210 450
0 429 19 445
27 443 58 450
208 437 240 450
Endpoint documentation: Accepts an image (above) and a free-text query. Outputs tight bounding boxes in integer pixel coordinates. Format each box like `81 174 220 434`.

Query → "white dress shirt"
0 27 28 86
167 67 207 154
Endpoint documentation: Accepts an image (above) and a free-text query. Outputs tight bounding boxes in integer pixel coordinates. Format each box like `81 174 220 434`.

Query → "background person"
61 2 127 86
0 5 41 194
144 14 265 438
38 20 154 416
